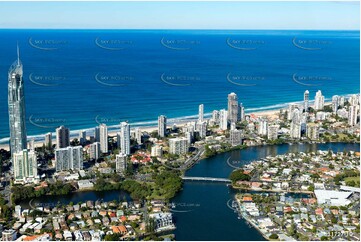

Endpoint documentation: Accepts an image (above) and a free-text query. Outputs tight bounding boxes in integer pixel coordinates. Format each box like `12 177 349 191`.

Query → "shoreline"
0 108 281 151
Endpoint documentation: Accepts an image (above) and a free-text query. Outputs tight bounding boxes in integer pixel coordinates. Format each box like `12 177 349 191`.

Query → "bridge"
182 176 231 183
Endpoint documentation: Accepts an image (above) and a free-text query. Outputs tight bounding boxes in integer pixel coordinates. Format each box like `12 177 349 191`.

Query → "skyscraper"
55 146 83 171
44 132 52 149
99 124 108 153
56 126 70 149
290 108 301 139
13 149 38 183
79 130 86 145
116 153 127 174
158 115 167 137
239 103 245 121
348 105 359 126
89 142 101 160
120 122 130 155
304 90 309 112
314 90 325 110
198 104 204 122
135 127 142 145
227 92 239 123
332 95 340 114
8 45 27 157
219 109 228 130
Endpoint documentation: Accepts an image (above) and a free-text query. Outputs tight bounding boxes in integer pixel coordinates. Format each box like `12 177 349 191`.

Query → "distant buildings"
116 153 127 174
94 126 100 142
120 122 130 155
230 129 242 146
99 124 108 153
44 132 52 149
79 130 86 145
198 104 204 122
228 92 239 123
151 145 163 157
257 119 268 136
314 90 325 110
8 45 27 157
13 149 38 184
219 109 228 130
55 146 83 171
306 123 319 141
158 115 167 138
290 108 301 139
56 125 70 149
196 121 207 138
135 127 142 145
267 124 280 140
304 90 309 112
169 137 188 155
89 142 101 160
348 105 359 126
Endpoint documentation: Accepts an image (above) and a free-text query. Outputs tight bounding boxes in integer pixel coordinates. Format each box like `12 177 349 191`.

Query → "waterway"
19 142 360 240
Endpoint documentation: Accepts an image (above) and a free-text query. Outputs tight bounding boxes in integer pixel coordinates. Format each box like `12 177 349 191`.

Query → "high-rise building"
348 94 359 106
198 104 204 122
211 110 220 125
304 90 309 112
28 138 35 151
196 121 207 138
56 126 70 149
99 124 108 153
120 122 130 155
151 145 163 157
348 105 359 126
219 109 228 130
158 115 167 138
135 127 142 145
314 90 325 110
239 103 245 121
306 123 319 141
8 45 27 157
287 104 298 120
230 129 242 146
116 153 127 174
267 125 280 140
332 95 340 114
13 149 38 183
79 130 86 145
94 126 100 142
89 142 101 160
169 137 188 155
290 108 301 139
44 132 52 149
227 92 239 123
55 146 83 171
257 119 268 136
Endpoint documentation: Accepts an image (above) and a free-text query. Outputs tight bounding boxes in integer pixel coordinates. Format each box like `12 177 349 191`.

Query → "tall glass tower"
8 45 27 156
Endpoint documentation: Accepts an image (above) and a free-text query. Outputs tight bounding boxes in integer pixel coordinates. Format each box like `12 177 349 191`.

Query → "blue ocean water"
0 30 359 143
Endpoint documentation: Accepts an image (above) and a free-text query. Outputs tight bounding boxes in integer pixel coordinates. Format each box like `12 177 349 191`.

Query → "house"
112 225 128 235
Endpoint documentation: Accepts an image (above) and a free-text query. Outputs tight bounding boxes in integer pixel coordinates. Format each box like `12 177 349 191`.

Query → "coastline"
0 108 281 151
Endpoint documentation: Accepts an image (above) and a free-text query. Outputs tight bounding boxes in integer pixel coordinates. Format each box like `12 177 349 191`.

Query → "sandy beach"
0 108 286 151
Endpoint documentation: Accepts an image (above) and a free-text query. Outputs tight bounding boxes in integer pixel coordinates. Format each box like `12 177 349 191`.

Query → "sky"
0 1 359 30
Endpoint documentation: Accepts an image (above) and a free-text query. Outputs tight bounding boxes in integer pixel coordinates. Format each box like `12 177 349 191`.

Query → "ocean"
0 29 359 143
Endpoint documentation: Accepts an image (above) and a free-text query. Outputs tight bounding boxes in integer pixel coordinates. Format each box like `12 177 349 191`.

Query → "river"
19 142 360 240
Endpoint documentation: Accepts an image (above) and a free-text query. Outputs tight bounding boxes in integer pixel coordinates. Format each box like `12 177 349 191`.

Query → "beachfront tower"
303 90 309 112
198 104 204 122
56 125 70 149
314 90 325 111
158 115 167 138
227 92 239 123
8 44 27 157
120 122 130 155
